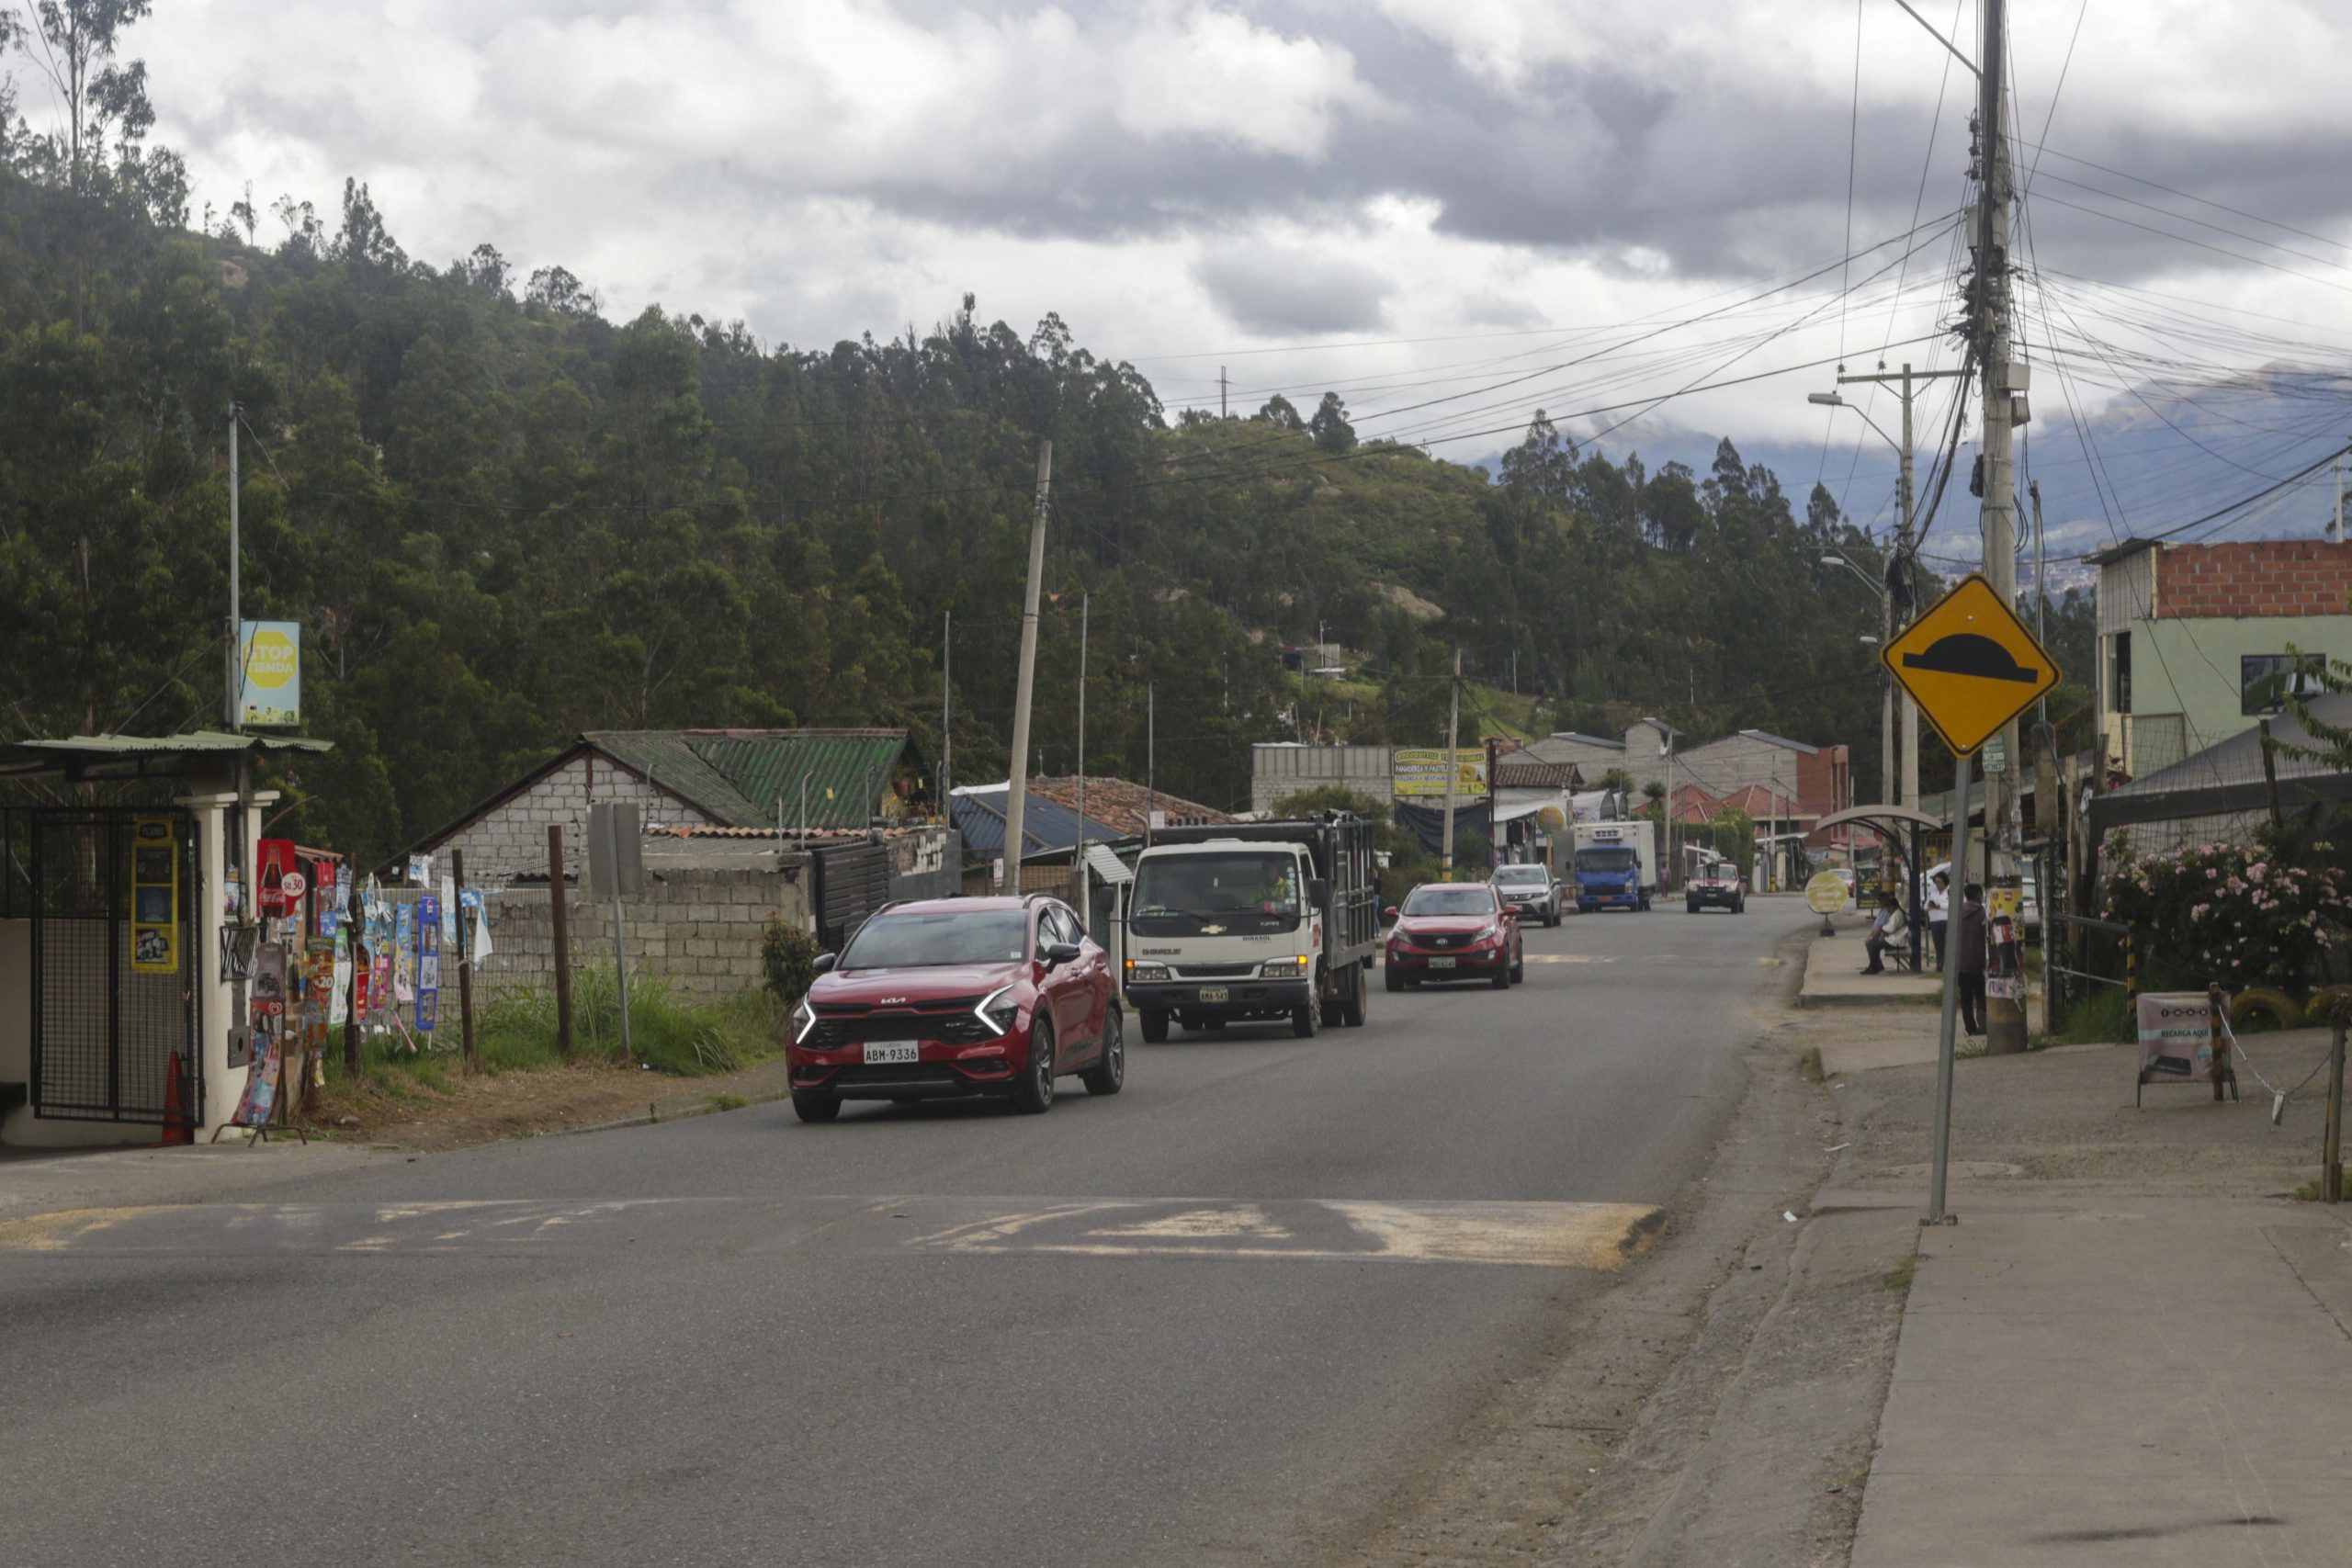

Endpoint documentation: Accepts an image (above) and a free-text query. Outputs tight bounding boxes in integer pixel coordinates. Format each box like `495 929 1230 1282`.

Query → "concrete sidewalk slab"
1818 1034 1943 1077
1799 929 1944 1008
1852 1197 2352 1566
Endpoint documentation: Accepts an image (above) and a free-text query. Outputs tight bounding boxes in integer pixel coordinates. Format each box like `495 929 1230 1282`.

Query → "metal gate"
29 808 201 1125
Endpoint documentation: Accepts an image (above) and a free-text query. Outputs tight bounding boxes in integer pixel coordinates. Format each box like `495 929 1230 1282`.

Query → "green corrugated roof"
586 728 908 830
10 730 333 755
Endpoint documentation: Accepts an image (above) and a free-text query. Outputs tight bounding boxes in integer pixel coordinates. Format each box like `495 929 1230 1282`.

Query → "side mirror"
812 952 837 974
1308 877 1330 908
1383 906 1400 922
1042 940 1082 968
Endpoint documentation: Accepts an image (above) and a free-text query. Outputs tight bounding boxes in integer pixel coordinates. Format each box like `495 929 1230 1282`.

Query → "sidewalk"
1816 998 2352 1565
1798 915 1945 1008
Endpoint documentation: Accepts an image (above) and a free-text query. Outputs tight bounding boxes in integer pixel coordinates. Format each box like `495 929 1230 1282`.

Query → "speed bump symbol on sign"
1882 573 2061 758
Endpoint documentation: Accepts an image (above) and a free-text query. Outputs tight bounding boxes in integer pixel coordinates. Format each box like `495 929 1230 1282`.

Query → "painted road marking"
906 1198 1659 1269
0 1199 674 1255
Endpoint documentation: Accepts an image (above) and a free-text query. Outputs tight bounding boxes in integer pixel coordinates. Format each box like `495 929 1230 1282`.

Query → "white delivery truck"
1571 819 1657 912
1124 813 1380 1043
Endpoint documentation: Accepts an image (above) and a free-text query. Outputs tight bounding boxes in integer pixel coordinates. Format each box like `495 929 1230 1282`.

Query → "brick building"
2093 538 2352 779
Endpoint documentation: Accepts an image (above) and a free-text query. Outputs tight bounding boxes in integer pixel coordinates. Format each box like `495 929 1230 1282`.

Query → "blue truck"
1572 820 1656 913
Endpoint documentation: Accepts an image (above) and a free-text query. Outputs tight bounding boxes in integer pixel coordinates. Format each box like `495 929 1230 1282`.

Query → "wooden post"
452 847 477 1071
548 825 574 1055
2209 984 2227 1104
2325 1003 2346 1204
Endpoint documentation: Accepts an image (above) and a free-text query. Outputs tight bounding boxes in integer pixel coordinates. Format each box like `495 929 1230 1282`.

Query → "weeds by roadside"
2039 987 2133 1049
314 965 789 1126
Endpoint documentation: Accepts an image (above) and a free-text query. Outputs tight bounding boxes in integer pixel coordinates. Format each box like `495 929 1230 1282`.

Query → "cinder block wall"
474 863 811 1006
441 754 710 887
2156 540 2352 619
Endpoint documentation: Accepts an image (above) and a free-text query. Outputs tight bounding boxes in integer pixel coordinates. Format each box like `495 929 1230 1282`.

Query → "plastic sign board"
1804 870 1850 915
237 620 301 727
2137 992 2219 1086
1880 574 2060 758
130 817 180 974
1393 748 1487 798
255 839 298 918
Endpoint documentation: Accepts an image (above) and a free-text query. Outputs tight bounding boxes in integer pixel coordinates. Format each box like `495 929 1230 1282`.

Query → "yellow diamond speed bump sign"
1881 573 2060 758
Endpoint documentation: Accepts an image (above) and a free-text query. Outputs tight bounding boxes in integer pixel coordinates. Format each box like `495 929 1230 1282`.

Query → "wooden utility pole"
451 847 477 1070
1072 591 1090 919
1440 648 1463 878
547 825 574 1055
1000 441 1053 889
343 883 365 1077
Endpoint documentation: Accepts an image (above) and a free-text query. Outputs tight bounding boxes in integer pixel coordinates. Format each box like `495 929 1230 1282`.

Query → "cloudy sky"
98 1 2352 558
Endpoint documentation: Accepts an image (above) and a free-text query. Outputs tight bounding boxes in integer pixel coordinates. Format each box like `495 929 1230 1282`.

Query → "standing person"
1861 891 1904 975
1957 882 1988 1036
1927 869 1952 970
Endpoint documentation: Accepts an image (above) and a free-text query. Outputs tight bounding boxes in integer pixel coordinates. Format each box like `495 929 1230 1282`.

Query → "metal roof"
584 728 909 830
7 730 333 756
951 787 1124 860
1734 728 1819 756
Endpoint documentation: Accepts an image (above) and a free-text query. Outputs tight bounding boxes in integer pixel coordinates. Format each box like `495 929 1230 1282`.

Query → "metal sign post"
1928 753 1972 1225
587 803 643 1058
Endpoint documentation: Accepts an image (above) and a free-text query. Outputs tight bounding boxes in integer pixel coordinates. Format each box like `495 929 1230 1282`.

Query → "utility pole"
2335 445 2345 545
1974 0 2028 1055
1146 683 1157 847
1000 441 1053 892
1832 361 1966 810
226 402 251 1077
1440 648 1464 879
1219 366 1228 420
941 610 951 807
1073 592 1089 919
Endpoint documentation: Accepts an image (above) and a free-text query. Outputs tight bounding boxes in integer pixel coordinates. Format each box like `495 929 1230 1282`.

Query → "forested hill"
0 168 2093 866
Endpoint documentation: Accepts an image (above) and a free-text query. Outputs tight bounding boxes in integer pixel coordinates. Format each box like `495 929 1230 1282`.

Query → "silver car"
1492 863 1563 928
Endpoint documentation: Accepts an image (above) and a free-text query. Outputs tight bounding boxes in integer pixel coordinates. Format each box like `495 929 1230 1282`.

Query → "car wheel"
1139 1010 1169 1044
1686 897 1698 914
1342 961 1369 1026
791 1091 841 1124
1385 963 1404 993
1080 1010 1125 1096
1510 945 1524 984
1292 999 1320 1038
1490 960 1510 990
1548 904 1561 928
1010 1019 1057 1114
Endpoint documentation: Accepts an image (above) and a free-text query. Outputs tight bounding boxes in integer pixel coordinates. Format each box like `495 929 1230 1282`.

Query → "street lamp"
1822 548 1900 811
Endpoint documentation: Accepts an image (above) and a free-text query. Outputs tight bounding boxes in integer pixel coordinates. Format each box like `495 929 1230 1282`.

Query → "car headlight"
975 983 1022 1036
1125 961 1170 984
1259 957 1307 978
790 998 819 1045
1473 925 1501 945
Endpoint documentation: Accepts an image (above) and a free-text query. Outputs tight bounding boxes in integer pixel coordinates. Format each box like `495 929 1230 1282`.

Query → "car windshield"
1131 852 1304 934
1402 886 1495 917
1493 867 1547 885
839 909 1029 968
1577 847 1639 872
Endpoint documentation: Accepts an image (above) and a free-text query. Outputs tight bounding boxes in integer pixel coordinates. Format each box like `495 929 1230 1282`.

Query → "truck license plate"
1197 986 1230 1003
1430 957 1456 970
863 1041 920 1065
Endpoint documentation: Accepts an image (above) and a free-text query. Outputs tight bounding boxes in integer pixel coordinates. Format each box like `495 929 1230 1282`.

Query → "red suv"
787 896 1123 1122
1382 882 1523 990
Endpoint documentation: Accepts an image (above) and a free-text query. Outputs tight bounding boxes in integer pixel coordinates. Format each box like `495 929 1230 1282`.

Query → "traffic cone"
151 1051 193 1146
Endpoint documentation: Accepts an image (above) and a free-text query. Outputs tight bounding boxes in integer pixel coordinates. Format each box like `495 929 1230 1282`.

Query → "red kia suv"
1382 882 1523 990
786 896 1123 1122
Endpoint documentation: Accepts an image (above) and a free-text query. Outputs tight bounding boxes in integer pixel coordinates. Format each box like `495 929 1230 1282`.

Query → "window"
2109 632 2132 716
2242 653 2326 716
839 908 1031 968
1400 886 1497 917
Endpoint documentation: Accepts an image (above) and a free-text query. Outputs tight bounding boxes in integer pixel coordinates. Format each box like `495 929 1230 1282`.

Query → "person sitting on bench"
1861 891 1905 975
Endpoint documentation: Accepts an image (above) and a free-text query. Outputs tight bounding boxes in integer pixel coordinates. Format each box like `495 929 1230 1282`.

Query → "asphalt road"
2 898 1810 1566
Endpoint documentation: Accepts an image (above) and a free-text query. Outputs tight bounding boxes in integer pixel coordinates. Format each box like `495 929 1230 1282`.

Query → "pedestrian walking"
1957 882 1987 1035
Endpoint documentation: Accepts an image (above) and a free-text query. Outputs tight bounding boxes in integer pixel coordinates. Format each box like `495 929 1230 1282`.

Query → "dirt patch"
307 1056 795 1154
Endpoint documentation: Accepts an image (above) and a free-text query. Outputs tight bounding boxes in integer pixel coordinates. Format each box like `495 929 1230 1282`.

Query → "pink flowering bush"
2103 837 2351 992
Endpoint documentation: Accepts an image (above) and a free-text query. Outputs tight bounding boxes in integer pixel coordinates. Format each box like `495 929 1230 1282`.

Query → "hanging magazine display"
393 898 415 1004
232 942 288 1123
331 928 353 1027
415 893 441 1034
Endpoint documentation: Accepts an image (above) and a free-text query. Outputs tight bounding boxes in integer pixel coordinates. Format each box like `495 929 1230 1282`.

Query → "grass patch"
2041 987 2135 1048
2291 1171 2352 1202
321 965 789 1097
1798 1045 1826 1084
1880 1258 1917 1294
705 1092 752 1113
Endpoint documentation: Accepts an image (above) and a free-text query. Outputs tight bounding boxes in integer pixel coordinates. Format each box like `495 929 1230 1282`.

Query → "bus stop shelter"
1813 804 1938 971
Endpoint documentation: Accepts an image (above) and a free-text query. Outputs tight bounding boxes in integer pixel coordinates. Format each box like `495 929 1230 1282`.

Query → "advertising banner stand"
2137 987 2239 1108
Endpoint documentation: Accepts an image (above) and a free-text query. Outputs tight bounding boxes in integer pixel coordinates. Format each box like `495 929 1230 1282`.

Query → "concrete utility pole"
1440 648 1463 879
1219 367 1228 420
1000 442 1053 891
1073 592 1089 919
941 610 951 807
1974 0 2029 1055
1827 362 1967 810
